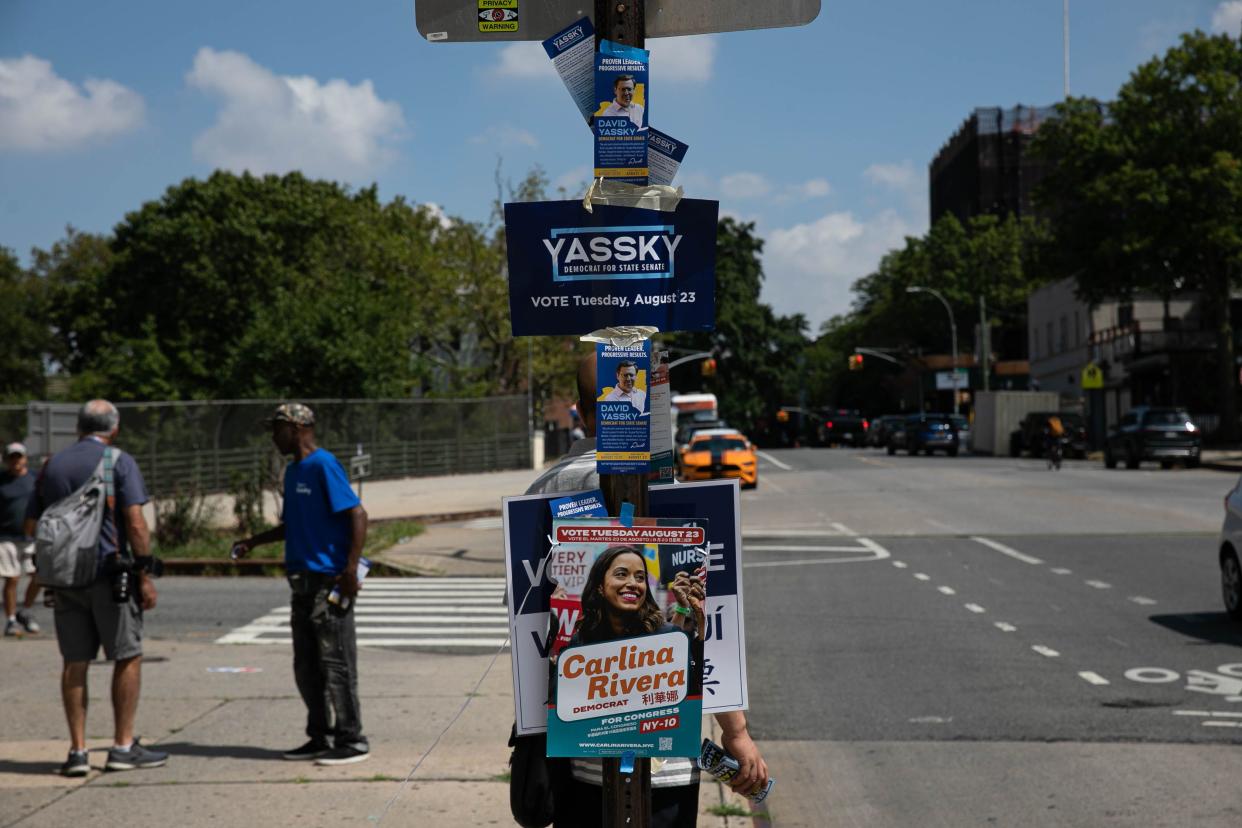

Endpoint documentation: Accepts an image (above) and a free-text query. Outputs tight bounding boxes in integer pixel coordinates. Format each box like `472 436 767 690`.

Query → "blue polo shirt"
281 448 360 574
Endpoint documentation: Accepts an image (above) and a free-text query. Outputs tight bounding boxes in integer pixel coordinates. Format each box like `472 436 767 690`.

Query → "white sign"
935 369 968 390
555 631 688 722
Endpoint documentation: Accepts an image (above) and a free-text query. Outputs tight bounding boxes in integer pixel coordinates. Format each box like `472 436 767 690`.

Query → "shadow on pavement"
1149 612 1242 646
0 758 65 776
154 742 286 761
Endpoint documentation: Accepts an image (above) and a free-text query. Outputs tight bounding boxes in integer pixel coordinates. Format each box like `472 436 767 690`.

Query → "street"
41 450 1242 827
743 448 1242 827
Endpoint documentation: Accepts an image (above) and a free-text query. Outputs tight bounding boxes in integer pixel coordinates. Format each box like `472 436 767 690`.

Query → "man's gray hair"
78 399 120 436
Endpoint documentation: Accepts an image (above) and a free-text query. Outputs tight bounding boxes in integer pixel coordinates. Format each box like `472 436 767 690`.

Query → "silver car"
1219 478 1242 619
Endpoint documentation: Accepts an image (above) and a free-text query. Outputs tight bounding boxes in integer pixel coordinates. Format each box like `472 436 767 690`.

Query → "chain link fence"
3 397 531 498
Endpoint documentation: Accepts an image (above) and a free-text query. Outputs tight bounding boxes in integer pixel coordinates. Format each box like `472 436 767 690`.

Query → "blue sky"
3 1 1240 331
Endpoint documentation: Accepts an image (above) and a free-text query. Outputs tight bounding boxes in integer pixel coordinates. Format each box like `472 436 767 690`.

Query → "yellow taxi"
676 428 758 488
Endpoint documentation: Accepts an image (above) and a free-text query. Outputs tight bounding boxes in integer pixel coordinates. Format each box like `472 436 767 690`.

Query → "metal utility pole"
907 286 959 414
979 295 990 392
593 9 652 828
1063 0 1070 99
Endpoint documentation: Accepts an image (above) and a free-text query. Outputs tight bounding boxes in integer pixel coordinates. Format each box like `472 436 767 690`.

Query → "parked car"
676 428 758 488
1104 407 1201 469
887 413 961 457
1009 411 1088 459
869 415 905 448
815 409 869 447
1218 478 1242 619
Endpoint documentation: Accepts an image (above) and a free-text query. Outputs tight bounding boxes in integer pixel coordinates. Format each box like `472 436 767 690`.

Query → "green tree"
1033 30 1242 437
0 246 53 401
811 213 1047 413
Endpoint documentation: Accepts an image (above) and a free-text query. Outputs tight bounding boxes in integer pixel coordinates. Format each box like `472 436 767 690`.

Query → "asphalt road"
744 448 1242 827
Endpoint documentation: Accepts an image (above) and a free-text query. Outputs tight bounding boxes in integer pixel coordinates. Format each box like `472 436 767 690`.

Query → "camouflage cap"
269 403 315 427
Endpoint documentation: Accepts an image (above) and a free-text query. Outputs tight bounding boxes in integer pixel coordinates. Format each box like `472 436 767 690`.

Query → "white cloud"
646 36 717 83
762 209 919 331
864 160 917 191
470 124 539 149
1212 2 1242 33
418 202 453 230
496 43 555 79
552 165 592 196
0 55 144 151
186 47 405 180
798 178 832 198
720 171 772 200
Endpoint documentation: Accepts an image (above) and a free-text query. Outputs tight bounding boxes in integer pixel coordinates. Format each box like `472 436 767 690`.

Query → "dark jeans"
555 779 700 828
288 571 366 748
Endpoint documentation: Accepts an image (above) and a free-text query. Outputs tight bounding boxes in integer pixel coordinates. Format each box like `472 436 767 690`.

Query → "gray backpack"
34 447 119 589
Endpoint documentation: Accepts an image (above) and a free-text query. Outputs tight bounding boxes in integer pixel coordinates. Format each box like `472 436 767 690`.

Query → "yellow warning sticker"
479 0 518 32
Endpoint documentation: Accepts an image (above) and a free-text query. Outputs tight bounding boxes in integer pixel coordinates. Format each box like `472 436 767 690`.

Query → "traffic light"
848 354 864 371
701 358 717 377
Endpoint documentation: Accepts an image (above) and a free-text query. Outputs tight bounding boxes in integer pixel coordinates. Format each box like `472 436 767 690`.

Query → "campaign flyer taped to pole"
503 199 718 336
548 629 703 757
543 515 707 655
594 38 649 183
542 16 595 122
647 128 689 187
596 340 651 475
505 479 747 736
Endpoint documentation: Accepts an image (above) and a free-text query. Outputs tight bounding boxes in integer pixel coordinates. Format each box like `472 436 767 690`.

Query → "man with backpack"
24 400 168 777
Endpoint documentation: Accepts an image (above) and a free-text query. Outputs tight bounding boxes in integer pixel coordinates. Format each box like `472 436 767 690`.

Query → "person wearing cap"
23 400 168 777
1 442 40 637
232 403 371 766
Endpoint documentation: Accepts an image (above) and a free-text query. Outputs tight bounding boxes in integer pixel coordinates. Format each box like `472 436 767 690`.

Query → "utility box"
972 391 1060 456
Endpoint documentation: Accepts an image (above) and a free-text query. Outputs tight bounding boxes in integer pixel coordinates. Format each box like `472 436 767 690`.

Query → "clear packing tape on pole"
580 326 659 348
582 177 683 214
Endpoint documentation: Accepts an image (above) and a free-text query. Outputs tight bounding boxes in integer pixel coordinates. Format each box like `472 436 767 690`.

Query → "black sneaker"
60 749 90 777
105 739 168 771
314 743 370 766
283 739 331 761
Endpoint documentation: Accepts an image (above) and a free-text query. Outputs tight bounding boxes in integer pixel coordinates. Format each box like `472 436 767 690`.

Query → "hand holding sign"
668 569 706 639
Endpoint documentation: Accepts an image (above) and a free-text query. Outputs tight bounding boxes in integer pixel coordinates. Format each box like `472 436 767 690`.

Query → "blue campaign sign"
504 199 718 336
505 478 747 736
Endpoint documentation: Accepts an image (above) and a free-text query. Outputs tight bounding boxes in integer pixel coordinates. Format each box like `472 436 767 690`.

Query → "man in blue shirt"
234 403 370 765
24 400 168 777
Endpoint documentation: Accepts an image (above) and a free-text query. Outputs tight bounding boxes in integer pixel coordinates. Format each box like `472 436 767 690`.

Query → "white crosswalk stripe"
215 578 510 649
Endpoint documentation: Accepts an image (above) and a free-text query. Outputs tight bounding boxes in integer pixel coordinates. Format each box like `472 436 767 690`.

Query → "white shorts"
0 539 35 578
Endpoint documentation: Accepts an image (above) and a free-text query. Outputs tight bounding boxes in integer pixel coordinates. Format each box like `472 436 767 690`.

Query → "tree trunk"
1216 273 1238 443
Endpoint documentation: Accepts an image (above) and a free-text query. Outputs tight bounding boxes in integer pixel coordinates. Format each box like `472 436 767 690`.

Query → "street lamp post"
907 286 959 414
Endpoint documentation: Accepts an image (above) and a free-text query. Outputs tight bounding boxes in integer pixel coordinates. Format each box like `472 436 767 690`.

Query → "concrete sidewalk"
0 632 756 827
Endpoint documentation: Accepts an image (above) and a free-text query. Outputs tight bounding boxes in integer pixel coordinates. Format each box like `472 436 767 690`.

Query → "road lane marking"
1032 645 1061 658
1079 671 1110 686
743 537 891 568
994 622 1017 632
914 573 931 581
1085 580 1112 590
964 603 986 613
1125 667 1179 683
746 545 880 553
970 536 1044 565
756 451 793 470
1051 568 1072 575
892 561 908 569
1202 721 1242 728
937 586 956 595
829 522 858 537
1174 710 1242 718
1128 596 1157 606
